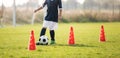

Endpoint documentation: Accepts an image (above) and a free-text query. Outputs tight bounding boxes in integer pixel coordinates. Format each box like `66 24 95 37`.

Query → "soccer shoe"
50 40 56 45
36 41 41 45
36 38 42 45
36 41 48 45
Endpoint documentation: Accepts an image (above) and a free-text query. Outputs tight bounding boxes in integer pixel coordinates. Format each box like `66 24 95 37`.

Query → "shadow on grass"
35 43 97 48
56 44 97 47
106 41 116 43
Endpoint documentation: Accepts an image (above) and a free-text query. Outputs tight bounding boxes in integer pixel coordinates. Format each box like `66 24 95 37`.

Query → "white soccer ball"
39 35 48 45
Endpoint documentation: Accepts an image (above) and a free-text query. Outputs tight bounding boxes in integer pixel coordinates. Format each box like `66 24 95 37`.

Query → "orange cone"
100 25 106 42
28 30 36 50
68 26 75 45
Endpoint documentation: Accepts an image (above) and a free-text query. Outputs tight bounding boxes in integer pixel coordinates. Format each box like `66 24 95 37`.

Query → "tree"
65 0 79 10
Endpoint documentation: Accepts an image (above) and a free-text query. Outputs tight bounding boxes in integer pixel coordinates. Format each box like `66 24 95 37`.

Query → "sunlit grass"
0 22 120 58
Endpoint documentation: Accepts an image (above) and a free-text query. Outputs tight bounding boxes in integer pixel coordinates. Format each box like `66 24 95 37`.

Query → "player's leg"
49 21 57 45
39 20 48 37
40 27 46 36
39 27 47 40
36 27 47 45
50 30 55 44
36 20 48 45
41 20 57 45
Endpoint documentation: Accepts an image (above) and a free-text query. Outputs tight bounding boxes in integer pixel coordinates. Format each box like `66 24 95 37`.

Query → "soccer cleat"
36 41 41 45
50 40 56 45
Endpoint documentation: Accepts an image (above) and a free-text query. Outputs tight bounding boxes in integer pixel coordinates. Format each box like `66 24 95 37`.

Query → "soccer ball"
38 35 48 45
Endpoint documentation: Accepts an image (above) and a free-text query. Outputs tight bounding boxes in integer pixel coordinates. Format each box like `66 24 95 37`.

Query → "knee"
42 27 47 29
50 30 54 32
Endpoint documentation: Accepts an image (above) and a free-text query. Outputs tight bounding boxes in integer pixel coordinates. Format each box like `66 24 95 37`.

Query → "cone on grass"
28 30 36 50
68 26 75 45
100 25 106 42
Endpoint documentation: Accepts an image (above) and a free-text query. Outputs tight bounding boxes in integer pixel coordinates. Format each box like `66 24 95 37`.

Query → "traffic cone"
28 30 36 50
100 25 106 42
68 26 75 45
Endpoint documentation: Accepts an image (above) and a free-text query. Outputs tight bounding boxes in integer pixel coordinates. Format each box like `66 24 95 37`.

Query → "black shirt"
42 0 62 22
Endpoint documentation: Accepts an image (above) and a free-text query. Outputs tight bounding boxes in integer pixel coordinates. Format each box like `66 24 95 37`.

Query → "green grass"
0 22 120 58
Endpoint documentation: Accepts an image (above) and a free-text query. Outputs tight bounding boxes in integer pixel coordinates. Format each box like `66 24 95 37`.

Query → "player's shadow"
56 44 97 47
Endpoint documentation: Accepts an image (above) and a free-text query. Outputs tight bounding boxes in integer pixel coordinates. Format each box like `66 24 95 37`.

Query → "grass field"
0 22 120 58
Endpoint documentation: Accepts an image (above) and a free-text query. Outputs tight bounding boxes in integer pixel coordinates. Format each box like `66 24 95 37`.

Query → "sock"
40 28 46 36
50 30 55 41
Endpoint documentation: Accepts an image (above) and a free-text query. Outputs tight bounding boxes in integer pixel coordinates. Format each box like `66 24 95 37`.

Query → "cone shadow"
56 44 97 47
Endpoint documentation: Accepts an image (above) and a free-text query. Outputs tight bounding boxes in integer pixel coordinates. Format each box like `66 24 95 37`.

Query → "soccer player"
34 0 62 45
